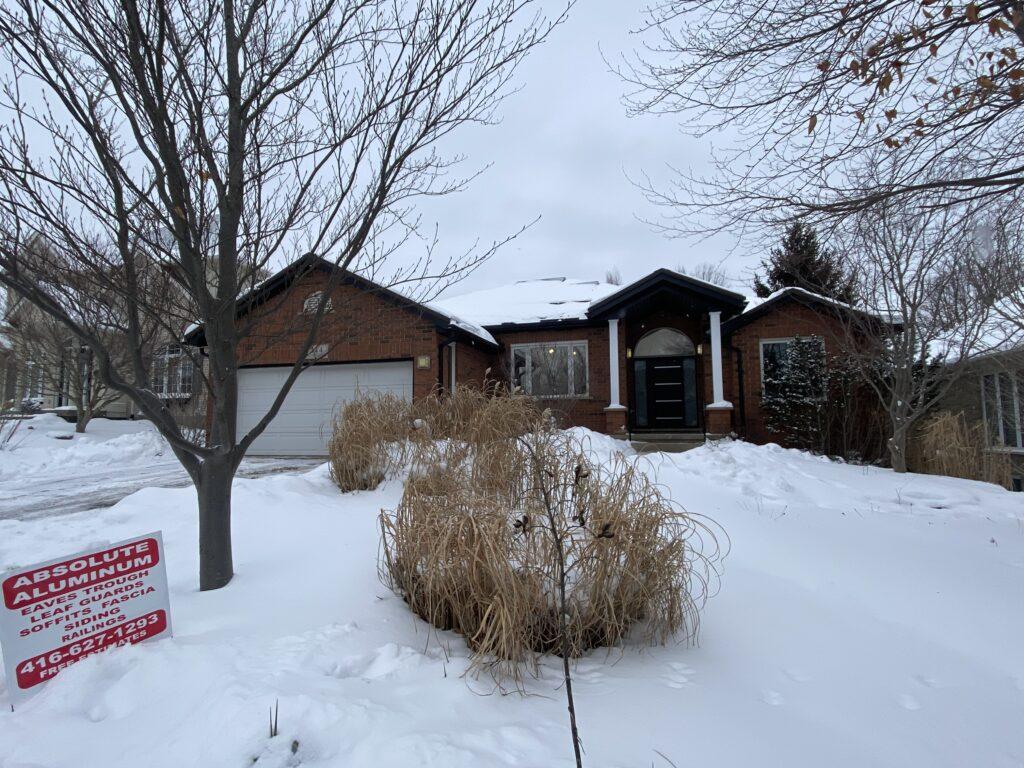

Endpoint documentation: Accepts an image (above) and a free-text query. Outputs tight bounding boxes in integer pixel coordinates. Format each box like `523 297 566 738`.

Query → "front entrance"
630 328 700 431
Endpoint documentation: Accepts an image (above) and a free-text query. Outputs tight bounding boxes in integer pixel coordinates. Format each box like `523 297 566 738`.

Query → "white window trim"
511 340 589 399
758 336 825 393
303 291 333 315
981 371 1023 450
153 344 194 400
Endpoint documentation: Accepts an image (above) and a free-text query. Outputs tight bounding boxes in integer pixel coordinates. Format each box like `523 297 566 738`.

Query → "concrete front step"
629 433 706 454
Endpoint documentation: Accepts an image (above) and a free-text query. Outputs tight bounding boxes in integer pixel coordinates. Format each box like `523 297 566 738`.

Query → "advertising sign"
0 532 172 704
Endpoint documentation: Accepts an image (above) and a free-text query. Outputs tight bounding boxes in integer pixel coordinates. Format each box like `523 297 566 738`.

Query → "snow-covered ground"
0 432 1022 767
0 415 318 519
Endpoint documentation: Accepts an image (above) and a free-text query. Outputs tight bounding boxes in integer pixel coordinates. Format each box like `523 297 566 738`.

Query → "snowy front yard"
0 432 1022 767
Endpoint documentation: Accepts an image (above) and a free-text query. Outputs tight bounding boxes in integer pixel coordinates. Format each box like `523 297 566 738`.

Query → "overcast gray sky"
421 1 755 298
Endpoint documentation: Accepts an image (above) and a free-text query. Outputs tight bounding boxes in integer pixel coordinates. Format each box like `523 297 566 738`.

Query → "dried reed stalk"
908 410 1012 489
379 427 725 687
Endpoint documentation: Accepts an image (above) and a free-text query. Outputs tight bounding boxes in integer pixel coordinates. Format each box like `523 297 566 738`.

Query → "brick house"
186 256 852 456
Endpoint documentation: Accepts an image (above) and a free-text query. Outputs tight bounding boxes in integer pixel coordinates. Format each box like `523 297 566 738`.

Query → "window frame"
758 336 826 396
510 340 589 399
302 291 333 315
981 371 1024 451
152 344 195 400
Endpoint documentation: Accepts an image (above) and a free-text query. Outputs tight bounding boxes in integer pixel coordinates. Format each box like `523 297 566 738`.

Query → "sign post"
0 532 172 704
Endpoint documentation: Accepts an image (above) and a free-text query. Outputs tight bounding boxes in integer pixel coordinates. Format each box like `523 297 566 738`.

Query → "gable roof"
182 254 498 348
721 286 889 335
587 268 747 318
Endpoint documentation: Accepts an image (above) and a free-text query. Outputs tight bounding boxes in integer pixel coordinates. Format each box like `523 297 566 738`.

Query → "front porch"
587 269 746 440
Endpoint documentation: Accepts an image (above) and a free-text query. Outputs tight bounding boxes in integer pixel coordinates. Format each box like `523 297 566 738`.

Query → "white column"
607 318 622 408
448 342 456 394
709 311 725 405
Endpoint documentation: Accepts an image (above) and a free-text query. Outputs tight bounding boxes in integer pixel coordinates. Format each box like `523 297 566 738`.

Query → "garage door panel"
236 362 413 457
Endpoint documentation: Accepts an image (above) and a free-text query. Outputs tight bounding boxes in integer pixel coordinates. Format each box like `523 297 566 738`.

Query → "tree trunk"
888 426 909 473
75 409 90 433
196 455 235 590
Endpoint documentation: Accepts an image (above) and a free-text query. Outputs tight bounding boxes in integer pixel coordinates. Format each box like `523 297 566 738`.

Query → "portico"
586 269 747 437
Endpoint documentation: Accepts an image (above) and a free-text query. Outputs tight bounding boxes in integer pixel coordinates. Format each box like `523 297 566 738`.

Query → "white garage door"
236 361 413 456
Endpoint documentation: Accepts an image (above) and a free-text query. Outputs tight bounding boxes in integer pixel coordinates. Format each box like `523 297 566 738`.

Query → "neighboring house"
0 321 15 410
1 296 203 424
936 345 1024 490
185 256 858 457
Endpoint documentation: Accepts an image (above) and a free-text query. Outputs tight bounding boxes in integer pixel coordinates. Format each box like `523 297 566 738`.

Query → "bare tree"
963 203 1024 347
5 303 122 432
677 260 731 287
625 0 1024 234
835 195 994 471
0 0 559 590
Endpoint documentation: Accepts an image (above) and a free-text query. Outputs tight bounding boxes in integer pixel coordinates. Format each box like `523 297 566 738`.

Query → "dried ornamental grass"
328 384 541 492
379 428 725 685
908 410 1012 489
327 390 413 491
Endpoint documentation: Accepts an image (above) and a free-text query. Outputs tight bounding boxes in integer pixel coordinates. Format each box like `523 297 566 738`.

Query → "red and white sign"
0 532 172 704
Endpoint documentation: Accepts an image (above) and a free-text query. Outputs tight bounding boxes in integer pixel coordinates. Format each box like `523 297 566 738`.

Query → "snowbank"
0 415 169 481
0 435 1022 767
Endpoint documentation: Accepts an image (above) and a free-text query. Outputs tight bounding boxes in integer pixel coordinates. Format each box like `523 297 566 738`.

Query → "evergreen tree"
761 337 827 452
754 223 857 303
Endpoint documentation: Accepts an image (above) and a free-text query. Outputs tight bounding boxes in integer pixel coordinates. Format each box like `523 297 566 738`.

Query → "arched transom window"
634 328 695 357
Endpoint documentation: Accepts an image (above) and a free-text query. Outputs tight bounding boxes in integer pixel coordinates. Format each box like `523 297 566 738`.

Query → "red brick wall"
445 340 498 392
237 271 442 398
727 299 846 444
487 325 620 432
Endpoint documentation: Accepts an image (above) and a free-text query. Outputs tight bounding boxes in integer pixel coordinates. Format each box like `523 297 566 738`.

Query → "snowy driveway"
0 414 321 520
0 455 320 520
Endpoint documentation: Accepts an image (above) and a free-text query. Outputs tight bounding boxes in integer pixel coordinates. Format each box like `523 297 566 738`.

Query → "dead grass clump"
328 391 413 491
908 410 1012 489
410 383 541 445
379 428 725 684
328 385 541 493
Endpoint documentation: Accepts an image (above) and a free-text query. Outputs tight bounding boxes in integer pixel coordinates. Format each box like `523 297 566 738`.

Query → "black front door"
632 356 699 430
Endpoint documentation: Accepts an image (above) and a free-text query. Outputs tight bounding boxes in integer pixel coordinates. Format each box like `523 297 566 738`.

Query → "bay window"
511 341 588 398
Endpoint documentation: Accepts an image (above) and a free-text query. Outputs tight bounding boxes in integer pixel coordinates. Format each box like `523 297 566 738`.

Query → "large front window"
152 344 195 399
511 341 588 397
982 372 1023 449
760 336 825 398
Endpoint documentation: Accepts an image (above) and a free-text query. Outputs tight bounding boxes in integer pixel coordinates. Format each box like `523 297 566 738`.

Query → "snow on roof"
741 285 898 323
432 277 623 328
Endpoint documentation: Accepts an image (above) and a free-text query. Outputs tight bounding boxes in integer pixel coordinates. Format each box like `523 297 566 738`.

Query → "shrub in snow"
379 426 725 686
0 411 23 451
328 391 413 491
907 410 1012 488
328 384 541 492
762 338 887 461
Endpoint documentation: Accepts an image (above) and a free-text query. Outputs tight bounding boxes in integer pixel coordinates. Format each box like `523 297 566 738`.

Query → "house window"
759 336 825 397
152 344 194 399
634 328 695 357
982 372 1023 449
307 343 329 361
22 360 44 400
59 340 90 405
511 341 588 398
303 291 332 315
